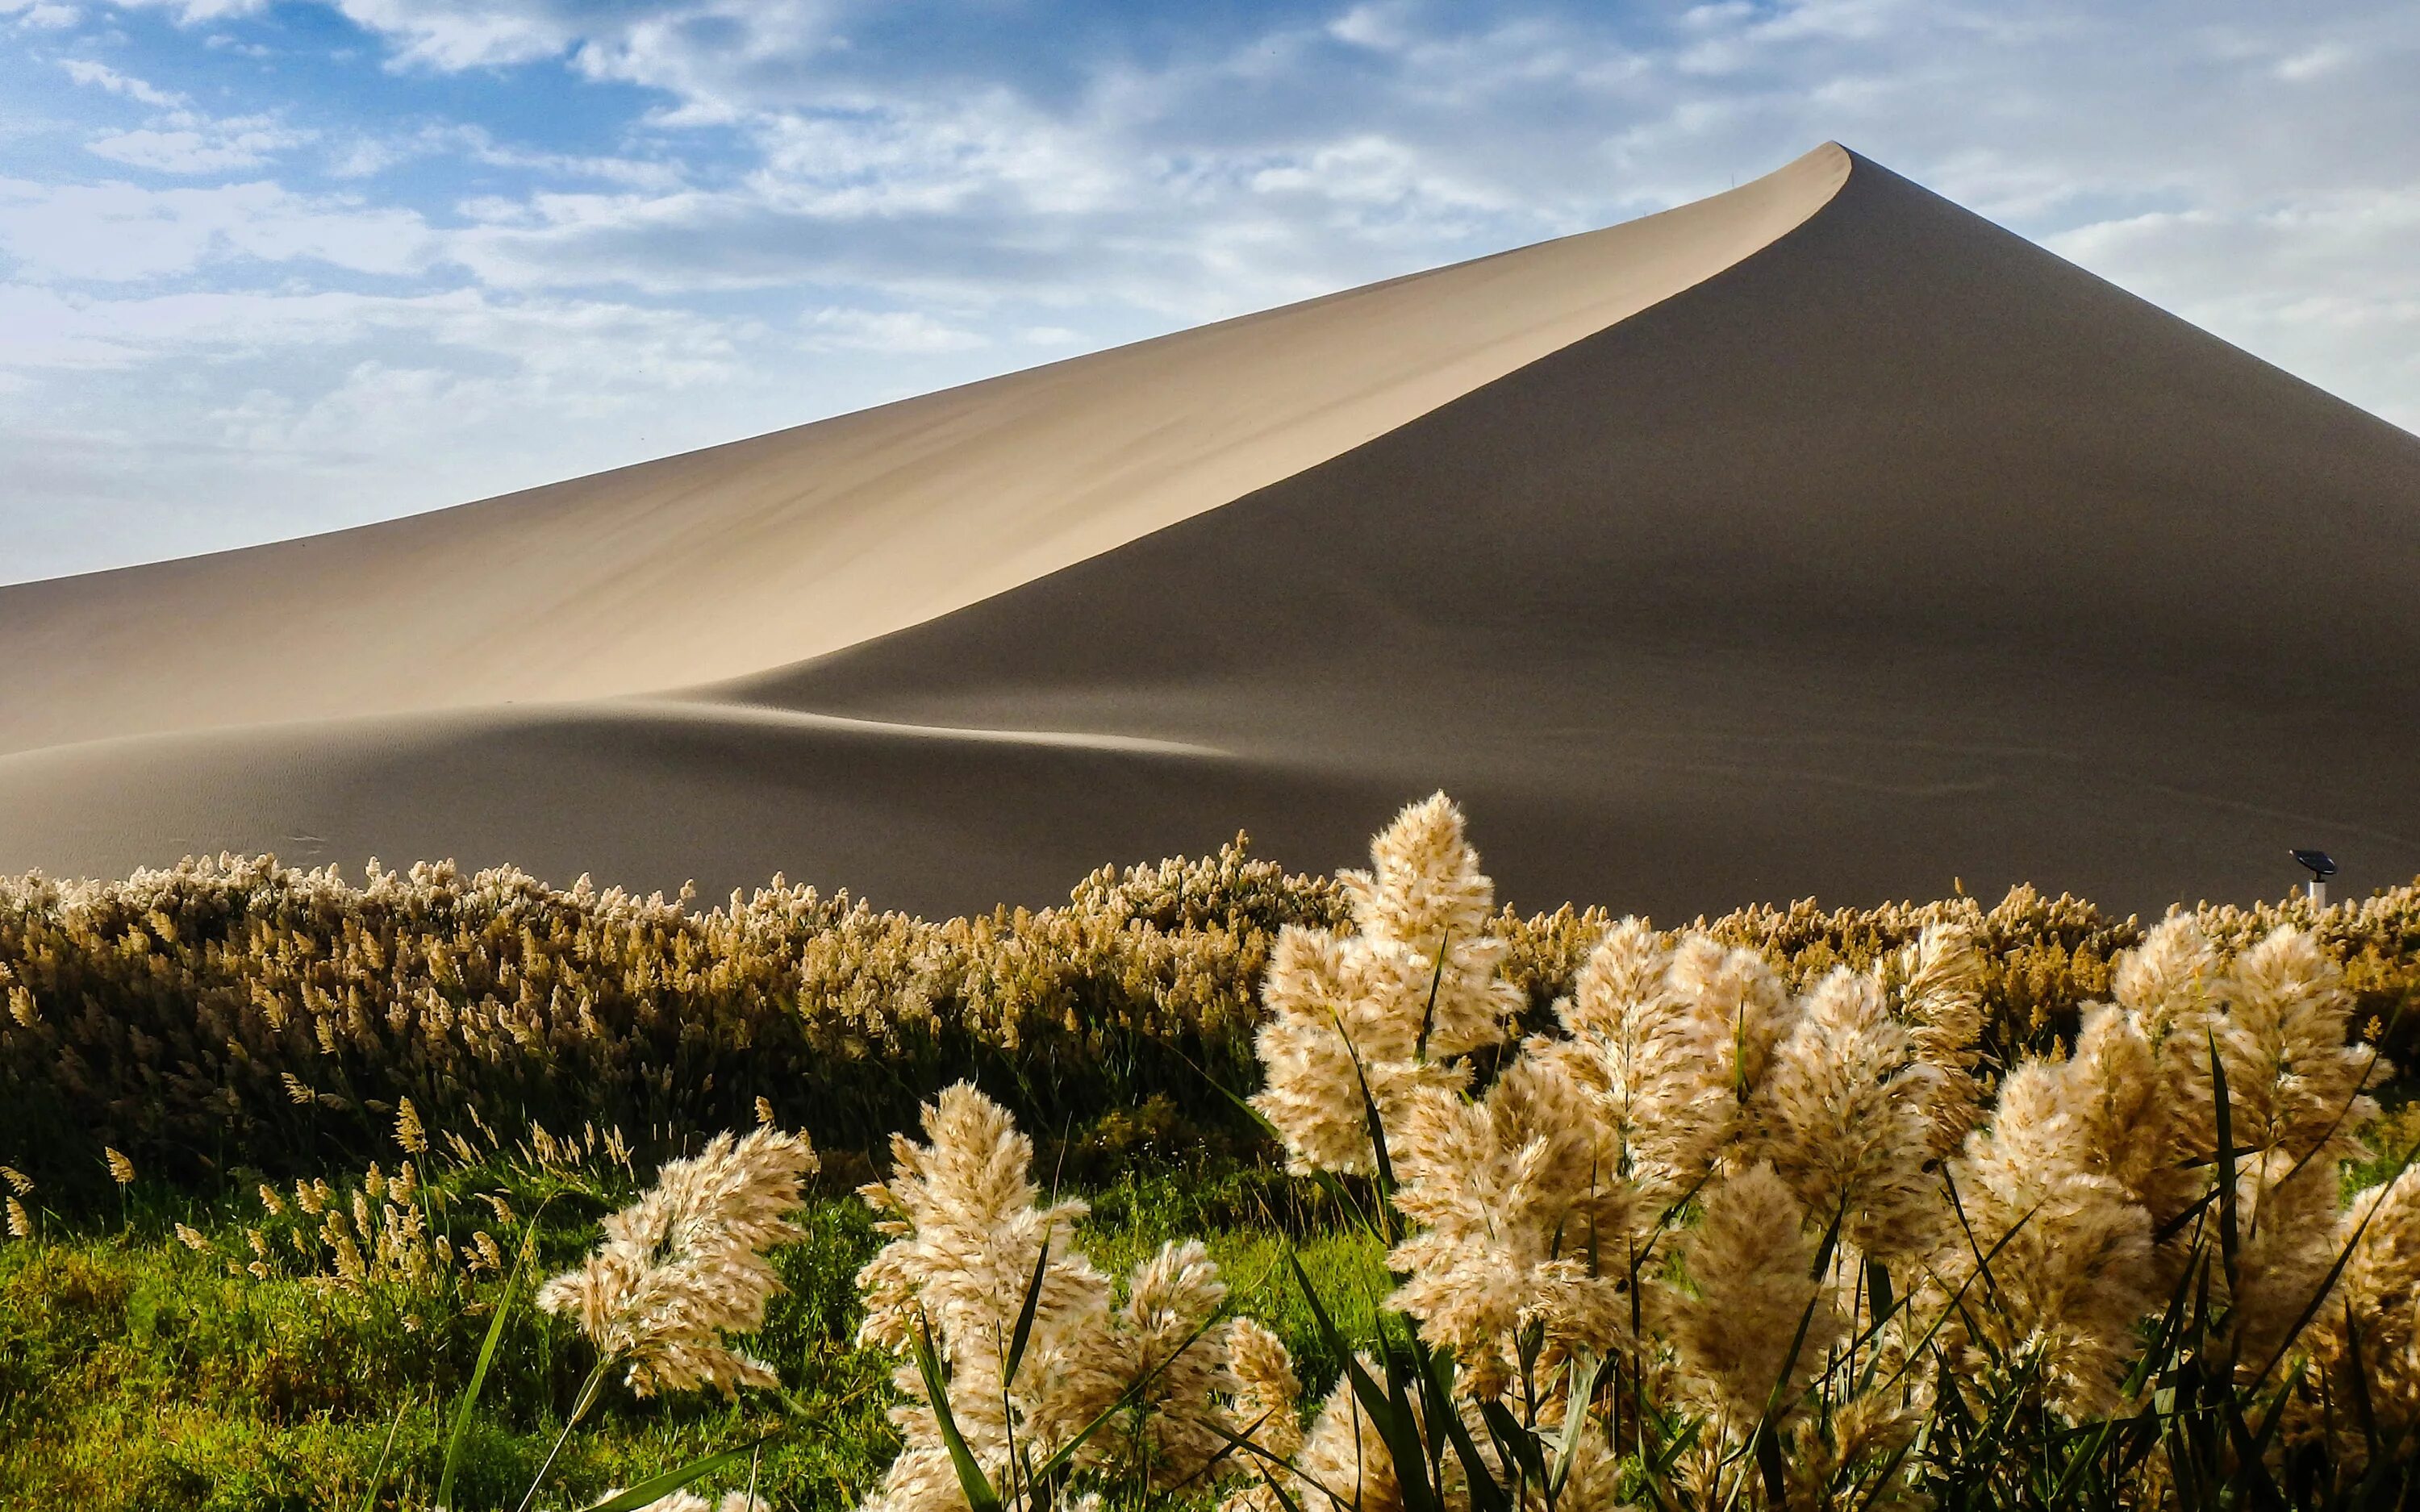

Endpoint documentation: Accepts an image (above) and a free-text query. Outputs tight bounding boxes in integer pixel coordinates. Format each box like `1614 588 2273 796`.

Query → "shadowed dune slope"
5 145 2418 918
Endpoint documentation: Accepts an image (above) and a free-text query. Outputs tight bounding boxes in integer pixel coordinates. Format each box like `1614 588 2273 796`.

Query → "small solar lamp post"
2292 848 2337 908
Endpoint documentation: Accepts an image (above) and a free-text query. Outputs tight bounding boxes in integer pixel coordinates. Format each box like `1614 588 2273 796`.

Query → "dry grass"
7 837 2418 1203
7 808 2420 1507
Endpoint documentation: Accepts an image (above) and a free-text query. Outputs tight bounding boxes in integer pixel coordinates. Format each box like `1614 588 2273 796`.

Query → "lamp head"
2291 848 2338 881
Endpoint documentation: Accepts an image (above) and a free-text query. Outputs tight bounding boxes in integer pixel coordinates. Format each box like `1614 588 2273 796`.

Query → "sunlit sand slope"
5 145 2417 918
0 146 1846 753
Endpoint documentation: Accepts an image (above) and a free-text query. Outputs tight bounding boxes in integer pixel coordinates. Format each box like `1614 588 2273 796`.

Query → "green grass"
0 1160 1382 1511
2 1183 886 1510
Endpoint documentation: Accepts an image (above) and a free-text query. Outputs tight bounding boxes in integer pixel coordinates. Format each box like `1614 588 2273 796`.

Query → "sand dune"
4 143 2418 918
0 146 1843 754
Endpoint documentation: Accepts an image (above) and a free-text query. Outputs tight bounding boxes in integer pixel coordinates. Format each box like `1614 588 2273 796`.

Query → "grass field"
7 805 2420 1510
0 1150 1396 1510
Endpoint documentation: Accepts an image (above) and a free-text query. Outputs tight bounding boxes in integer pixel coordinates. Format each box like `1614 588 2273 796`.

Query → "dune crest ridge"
0 144 1850 753
5 144 2419 920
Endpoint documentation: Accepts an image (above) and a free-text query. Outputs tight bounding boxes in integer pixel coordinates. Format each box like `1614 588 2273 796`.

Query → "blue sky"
3 0 2416 583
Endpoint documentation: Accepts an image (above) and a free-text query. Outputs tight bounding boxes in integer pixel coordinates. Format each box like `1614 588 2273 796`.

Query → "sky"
2 1 2416 585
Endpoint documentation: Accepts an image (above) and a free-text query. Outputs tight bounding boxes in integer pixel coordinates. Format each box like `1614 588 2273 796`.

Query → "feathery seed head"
1291 1368 1413 1512
1892 923 1990 1156
1226 1316 1303 1464
394 1098 428 1156
1387 1056 1635 1393
2059 1005 2163 1198
1557 918 1670 1041
1943 1057 2159 1418
2226 1150 2343 1372
536 1125 817 1398
2216 927 2382 1162
857 1084 1258 1512
2295 1167 2420 1465
1756 968 1940 1260
1099 1239 1240 1485
1337 793 1524 1057
1666 1162 1842 1431
1253 796 1519 1178
1558 927 1757 1202
1252 923 1468 1177
1667 931 1797 1098
2113 914 2222 1055
1343 794 1498 967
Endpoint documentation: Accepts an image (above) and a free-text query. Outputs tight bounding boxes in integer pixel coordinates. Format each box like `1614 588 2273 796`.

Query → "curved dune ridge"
4 142 2419 918
0 144 1848 752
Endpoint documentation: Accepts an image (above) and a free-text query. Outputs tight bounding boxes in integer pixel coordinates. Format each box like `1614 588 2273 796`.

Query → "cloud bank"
2 0 2415 581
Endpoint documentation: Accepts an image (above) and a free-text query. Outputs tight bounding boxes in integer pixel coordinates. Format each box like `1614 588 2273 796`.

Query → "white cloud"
60 60 316 174
10 3 81 28
323 121 683 188
0 276 874 582
802 306 983 353
324 134 406 177
60 59 188 107
102 0 272 21
2275 42 2355 81
2048 189 2420 429
87 115 313 173
0 177 433 281
1329 3 1420 52
324 0 578 69
467 137 685 190
10 0 2420 585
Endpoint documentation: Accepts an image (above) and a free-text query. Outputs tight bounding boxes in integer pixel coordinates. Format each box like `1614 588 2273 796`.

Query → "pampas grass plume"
1666 1161 1842 1431
1756 967 1939 1260
1253 794 1519 1177
537 1126 818 1397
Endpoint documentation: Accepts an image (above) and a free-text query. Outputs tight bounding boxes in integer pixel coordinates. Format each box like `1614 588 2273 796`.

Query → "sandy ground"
4 144 2417 920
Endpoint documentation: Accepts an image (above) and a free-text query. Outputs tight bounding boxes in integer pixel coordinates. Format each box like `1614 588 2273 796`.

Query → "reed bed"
862 798 2420 1511
6 803 2420 1508
0 842 1335 1192
7 837 2418 1201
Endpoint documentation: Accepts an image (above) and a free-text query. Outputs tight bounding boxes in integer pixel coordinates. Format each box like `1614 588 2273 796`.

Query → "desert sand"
3 143 2418 919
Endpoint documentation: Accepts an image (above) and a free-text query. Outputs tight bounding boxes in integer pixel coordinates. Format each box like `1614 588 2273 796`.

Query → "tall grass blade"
1548 1350 1606 1506
1419 1341 1510 1512
1750 1202 1844 1510
1186 1050 1286 1146
2209 1031 2243 1302
2343 1297 2382 1464
578 1435 780 1512
357 1401 407 1512
1255 1463 1309 1512
1415 931 1448 1064
915 1313 1003 1512
439 1192 555 1512
1204 1414 1332 1512
1478 1397 1542 1494
1752 1422 1791 1512
1330 1009 1402 1242
1288 1253 1440 1512
1003 1222 1053 1391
